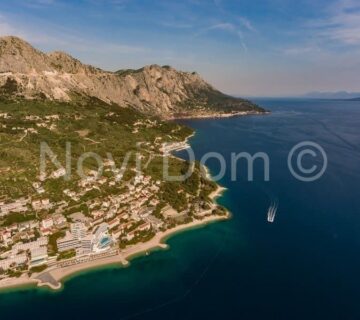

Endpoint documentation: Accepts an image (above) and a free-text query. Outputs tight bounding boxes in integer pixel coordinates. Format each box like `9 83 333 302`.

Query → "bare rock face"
0 36 264 118
0 36 51 73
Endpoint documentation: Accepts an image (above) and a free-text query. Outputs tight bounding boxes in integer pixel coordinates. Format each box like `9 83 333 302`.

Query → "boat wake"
267 200 278 223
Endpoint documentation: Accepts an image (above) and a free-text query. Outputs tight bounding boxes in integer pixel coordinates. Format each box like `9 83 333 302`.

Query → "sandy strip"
34 211 230 290
0 276 39 292
0 207 229 291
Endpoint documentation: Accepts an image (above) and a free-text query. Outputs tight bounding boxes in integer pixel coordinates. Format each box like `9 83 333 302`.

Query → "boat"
267 201 278 223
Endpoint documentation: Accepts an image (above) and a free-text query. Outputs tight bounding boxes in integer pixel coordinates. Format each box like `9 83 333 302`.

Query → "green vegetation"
0 78 18 96
48 230 66 253
160 182 188 212
212 206 227 216
6 269 22 278
175 87 265 114
0 95 226 256
0 97 192 202
119 230 156 248
29 264 48 274
57 249 76 261
1 213 36 227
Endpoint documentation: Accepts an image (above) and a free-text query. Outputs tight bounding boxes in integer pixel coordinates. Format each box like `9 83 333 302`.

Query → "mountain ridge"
303 91 360 100
0 36 264 119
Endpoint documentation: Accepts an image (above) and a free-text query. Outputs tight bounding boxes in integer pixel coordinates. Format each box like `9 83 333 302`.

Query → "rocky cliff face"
0 36 264 118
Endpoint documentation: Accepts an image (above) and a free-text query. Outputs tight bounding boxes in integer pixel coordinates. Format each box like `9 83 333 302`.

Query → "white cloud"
206 22 236 32
238 16 256 32
309 0 360 46
195 22 247 50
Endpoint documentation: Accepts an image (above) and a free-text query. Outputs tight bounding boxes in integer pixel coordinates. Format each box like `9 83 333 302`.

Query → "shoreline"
167 110 269 120
0 185 228 292
0 133 229 293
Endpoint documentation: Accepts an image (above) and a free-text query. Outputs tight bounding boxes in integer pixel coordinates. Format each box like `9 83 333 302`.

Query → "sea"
1 98 360 320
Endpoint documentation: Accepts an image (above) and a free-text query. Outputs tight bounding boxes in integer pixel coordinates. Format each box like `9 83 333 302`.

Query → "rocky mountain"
0 36 264 119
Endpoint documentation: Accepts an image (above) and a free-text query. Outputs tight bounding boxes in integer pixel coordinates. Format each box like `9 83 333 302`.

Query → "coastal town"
0 103 228 290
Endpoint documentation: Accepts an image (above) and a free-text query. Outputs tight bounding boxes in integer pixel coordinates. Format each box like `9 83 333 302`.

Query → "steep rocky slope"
0 36 264 118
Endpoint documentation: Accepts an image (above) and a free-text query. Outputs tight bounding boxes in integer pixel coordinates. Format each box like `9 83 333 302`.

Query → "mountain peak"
0 35 50 73
47 51 88 73
0 35 32 47
0 36 264 118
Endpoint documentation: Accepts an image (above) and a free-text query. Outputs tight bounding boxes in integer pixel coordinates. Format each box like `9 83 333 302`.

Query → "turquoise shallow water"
1 99 360 319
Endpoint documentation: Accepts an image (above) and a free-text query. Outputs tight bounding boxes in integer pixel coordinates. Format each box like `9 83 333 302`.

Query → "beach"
0 184 228 292
0 130 228 292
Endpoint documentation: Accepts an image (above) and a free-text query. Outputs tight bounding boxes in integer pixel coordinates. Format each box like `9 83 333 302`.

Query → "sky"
0 0 359 97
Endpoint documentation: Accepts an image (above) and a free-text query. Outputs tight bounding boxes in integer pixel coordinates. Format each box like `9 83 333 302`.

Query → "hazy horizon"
1 0 360 97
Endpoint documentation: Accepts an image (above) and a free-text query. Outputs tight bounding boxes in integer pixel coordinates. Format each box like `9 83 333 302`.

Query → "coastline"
0 185 228 292
168 110 268 120
0 131 230 292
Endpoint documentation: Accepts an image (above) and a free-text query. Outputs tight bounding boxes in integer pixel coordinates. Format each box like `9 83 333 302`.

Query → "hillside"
0 36 264 119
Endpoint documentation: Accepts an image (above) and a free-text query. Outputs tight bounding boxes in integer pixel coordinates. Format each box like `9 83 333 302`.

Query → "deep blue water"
1 99 360 319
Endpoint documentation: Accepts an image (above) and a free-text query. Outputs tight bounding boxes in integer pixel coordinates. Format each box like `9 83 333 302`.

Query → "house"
32 198 51 211
41 217 54 229
90 210 105 219
52 214 67 227
18 222 31 232
40 228 52 236
111 227 122 239
150 198 159 206
118 211 129 221
137 222 151 232
138 207 153 219
120 221 135 232
146 216 163 229
0 198 29 216
126 230 136 241
91 217 104 227
108 218 120 230
51 168 66 179
0 231 12 244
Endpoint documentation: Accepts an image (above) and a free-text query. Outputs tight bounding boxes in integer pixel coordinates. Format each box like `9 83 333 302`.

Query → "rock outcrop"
0 36 264 118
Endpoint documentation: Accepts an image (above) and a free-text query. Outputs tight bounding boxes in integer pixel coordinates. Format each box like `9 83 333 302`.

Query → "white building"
32 199 52 211
52 214 67 226
30 247 48 267
79 235 93 255
93 223 112 252
41 217 54 229
13 237 48 253
57 232 81 252
0 198 29 216
0 254 27 271
70 222 87 240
